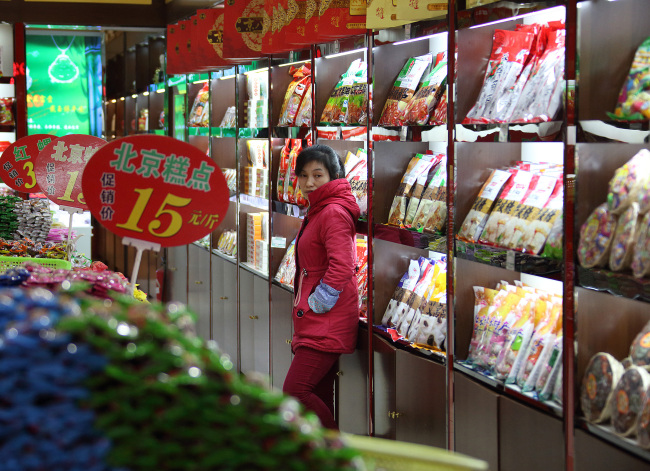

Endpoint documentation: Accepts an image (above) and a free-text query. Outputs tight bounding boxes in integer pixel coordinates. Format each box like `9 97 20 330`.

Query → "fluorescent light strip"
131 94 138 99
219 75 236 80
143 91 150 96
193 79 209 84
324 47 366 59
120 97 125 101
156 88 166 93
393 32 447 46
244 67 269 75
469 5 564 29
278 60 310 68
110 99 117 103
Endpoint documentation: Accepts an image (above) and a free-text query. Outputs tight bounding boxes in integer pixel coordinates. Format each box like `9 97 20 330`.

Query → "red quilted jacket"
292 178 360 354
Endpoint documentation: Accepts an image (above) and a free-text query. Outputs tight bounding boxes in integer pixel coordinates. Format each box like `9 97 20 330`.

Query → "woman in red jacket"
282 144 360 430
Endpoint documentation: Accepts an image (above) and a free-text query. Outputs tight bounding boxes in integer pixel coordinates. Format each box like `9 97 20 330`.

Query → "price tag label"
506 250 515 271
271 236 286 249
82 135 229 247
34 134 107 209
0 134 54 193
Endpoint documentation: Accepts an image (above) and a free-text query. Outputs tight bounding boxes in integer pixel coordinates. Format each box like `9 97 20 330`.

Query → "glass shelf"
455 121 563 143
578 120 650 144
212 249 237 264
272 200 306 218
188 126 210 136
240 194 269 210
578 419 650 463
455 239 562 277
577 265 650 304
240 261 269 279
372 324 447 364
374 224 446 253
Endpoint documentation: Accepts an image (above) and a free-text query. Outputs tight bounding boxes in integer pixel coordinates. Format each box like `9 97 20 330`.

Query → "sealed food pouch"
247 139 269 168
632 212 650 278
539 346 563 402
580 352 625 423
429 86 448 125
467 287 498 363
458 169 512 243
320 59 363 124
493 298 535 380
395 260 436 338
479 169 535 246
609 36 650 121
578 203 618 268
379 54 433 126
188 83 210 127
381 258 421 327
411 157 447 233
608 149 650 214
276 139 292 201
278 64 312 127
387 155 430 226
0 98 15 126
347 66 370 125
405 154 443 227
475 289 522 369
609 202 641 272
422 163 449 234
347 150 368 218
611 366 650 436
535 334 563 393
520 178 563 254
637 394 650 449
401 55 448 125
629 320 650 368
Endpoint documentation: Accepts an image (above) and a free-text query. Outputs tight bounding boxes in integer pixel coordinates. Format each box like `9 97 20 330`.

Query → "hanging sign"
0 134 54 193
34 134 107 209
82 135 230 247
223 0 268 59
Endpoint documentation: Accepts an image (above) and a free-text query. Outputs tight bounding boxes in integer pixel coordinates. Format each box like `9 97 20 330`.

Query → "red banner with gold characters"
223 0 268 59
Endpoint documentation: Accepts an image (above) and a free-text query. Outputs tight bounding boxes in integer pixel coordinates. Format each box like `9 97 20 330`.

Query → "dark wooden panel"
188 244 211 340
499 396 564 471
125 95 137 135
222 259 239 370
337 332 369 435
270 284 293 389
211 254 226 347
125 49 137 96
166 245 188 305
454 371 499 471
575 428 649 471
148 37 166 84
252 274 270 376
148 91 165 133
135 43 149 93
577 0 650 120
238 268 255 375
211 76 237 127
395 351 446 448
373 334 397 440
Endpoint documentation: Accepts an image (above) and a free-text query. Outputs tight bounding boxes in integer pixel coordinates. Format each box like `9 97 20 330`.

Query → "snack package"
347 67 370 126
609 36 650 121
278 64 312 127
578 203 618 269
534 332 562 393
277 139 292 202
404 154 442 228
274 238 296 286
219 106 237 127
467 286 498 363
222 168 237 195
638 395 650 449
580 352 625 423
632 212 650 278
609 202 641 272
395 260 437 338
342 126 368 141
188 83 210 127
538 345 562 402
320 59 364 125
411 156 447 233
542 215 564 260
510 28 566 123
458 169 513 243
347 148 368 218
493 297 537 380
607 149 650 214
630 320 650 368
428 86 448 125
611 366 650 436
400 54 448 125
378 54 433 126
137 108 149 132
0 98 14 126
356 238 369 317
247 139 269 168
387 155 436 227
501 175 557 250
519 178 563 254
381 258 422 327
463 29 534 124
479 169 535 246
317 126 339 140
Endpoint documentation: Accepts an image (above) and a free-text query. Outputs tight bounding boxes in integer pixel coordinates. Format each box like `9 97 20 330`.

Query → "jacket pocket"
293 278 330 338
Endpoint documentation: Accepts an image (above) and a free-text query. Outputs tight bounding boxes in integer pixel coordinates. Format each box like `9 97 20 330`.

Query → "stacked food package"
581 319 650 447
274 238 296 288
320 59 370 126
215 230 237 257
278 64 312 127
277 139 308 207
243 140 269 199
467 280 563 402
344 148 368 219
457 161 564 257
0 98 14 126
247 212 269 273
246 72 269 128
222 168 237 196
188 83 210 127
380 255 447 352
463 21 566 124
386 152 448 233
218 106 236 127
609 36 650 121
578 149 650 278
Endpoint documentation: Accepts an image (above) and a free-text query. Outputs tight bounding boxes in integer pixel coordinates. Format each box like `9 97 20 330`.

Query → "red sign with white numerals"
34 134 107 209
0 134 54 193
82 135 229 247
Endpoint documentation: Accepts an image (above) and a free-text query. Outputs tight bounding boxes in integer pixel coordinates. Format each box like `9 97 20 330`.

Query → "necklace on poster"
48 36 80 84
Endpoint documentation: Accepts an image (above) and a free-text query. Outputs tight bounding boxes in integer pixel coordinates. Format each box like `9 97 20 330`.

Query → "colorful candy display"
580 352 625 423
0 287 362 470
611 366 650 436
578 203 617 269
609 36 650 121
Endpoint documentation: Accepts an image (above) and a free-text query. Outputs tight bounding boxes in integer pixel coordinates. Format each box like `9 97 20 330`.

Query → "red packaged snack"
278 64 312 127
400 54 447 126
428 87 448 125
0 98 15 126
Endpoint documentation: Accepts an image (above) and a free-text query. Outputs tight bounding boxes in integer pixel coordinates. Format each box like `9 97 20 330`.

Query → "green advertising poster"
26 34 102 137
174 93 186 141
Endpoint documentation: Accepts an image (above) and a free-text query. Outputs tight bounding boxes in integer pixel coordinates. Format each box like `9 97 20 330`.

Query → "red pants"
283 347 340 430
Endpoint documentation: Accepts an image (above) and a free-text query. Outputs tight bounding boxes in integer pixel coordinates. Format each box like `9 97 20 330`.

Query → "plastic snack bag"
474 288 522 369
632 212 650 278
609 202 641 272
400 54 448 125
188 83 210 127
609 36 650 121
411 156 447 233
580 352 625 423
519 178 563 254
638 395 650 449
578 203 618 268
395 260 436 338
278 64 312 127
629 320 650 368
347 148 368 218
378 54 433 126
429 87 448 125
479 169 535 246
0 98 14 126
347 66 370 126
467 286 498 363
277 140 291 202
320 59 364 125
607 149 650 215
463 29 534 124
404 154 442 228
611 366 650 437
219 106 237 127
247 139 269 168
458 169 513 243
381 258 422 327
494 297 537 380
387 155 436 227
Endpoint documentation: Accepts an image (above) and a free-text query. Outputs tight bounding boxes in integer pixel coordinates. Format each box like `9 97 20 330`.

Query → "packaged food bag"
404 153 442 227
247 139 269 168
411 157 448 234
458 169 513 243
347 148 368 218
629 320 650 368
637 394 650 449
609 202 641 271
387 154 436 227
474 288 522 369
347 67 370 126
188 83 210 127
467 286 498 363
395 260 437 338
400 53 448 125
611 366 650 436
277 139 292 201
219 106 237 127
519 178 563 254
607 149 650 215
632 212 650 278
356 238 369 317
538 346 562 402
578 203 618 269
0 98 14 126
609 36 650 121
580 352 625 423
479 169 535 246
378 54 433 126
278 64 312 127
494 297 537 380
381 258 423 327
320 59 364 125
429 87 448 125
463 29 534 124
533 333 562 393
274 238 296 286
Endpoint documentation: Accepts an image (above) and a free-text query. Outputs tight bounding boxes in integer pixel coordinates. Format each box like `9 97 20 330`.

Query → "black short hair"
295 144 345 180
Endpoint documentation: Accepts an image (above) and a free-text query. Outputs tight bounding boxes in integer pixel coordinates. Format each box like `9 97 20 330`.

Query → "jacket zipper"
293 268 307 307
293 217 309 307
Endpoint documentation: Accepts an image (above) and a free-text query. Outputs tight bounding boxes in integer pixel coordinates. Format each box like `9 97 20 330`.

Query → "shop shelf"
455 121 563 143
240 261 269 280
210 127 237 138
372 324 447 364
374 224 447 253
578 419 650 464
211 249 236 264
577 265 650 304
271 200 305 218
578 120 650 144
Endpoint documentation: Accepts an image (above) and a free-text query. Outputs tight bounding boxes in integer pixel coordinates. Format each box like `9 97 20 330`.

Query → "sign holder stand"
59 205 84 261
123 237 161 296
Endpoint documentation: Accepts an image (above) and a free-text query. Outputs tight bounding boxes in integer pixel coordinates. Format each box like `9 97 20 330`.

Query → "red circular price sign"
0 134 55 193
82 135 229 247
34 134 107 209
